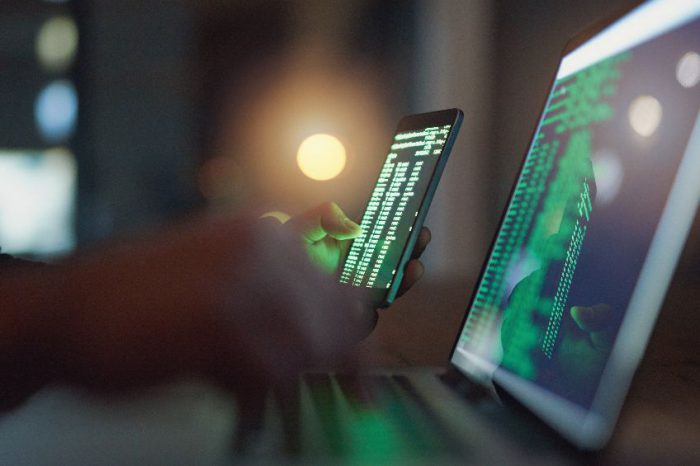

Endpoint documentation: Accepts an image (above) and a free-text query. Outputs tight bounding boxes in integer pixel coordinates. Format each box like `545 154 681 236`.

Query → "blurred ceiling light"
35 16 78 73
34 80 78 143
676 51 700 88
296 133 346 181
628 95 662 137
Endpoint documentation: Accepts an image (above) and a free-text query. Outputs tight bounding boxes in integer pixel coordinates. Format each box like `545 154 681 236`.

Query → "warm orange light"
296 134 346 181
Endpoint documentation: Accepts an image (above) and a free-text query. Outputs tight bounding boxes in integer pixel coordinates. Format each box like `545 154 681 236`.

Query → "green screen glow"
340 125 451 290
458 52 628 379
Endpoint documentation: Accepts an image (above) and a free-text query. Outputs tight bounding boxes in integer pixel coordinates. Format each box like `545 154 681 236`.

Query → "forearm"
0 264 68 406
1 263 66 352
0 213 365 396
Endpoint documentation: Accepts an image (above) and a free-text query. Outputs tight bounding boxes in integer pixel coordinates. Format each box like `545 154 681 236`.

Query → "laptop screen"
451 0 700 448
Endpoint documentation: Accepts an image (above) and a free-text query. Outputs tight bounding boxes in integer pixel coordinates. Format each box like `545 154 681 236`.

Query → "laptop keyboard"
233 373 473 461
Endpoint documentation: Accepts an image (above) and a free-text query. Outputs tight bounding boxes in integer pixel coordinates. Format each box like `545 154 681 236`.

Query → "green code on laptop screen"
452 11 700 409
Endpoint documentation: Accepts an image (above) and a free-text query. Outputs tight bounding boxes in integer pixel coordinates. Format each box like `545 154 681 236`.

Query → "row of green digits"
500 130 596 378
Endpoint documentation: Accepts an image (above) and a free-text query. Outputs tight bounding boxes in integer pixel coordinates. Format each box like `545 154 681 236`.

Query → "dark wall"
76 0 199 244
76 0 419 242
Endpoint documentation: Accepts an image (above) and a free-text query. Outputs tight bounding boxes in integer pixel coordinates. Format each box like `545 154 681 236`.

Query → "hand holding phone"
339 108 463 308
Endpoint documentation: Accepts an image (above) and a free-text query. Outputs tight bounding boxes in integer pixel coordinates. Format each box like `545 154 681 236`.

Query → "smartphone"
339 108 463 308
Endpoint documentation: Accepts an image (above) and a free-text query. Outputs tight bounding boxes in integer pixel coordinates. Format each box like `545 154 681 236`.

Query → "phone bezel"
341 108 464 309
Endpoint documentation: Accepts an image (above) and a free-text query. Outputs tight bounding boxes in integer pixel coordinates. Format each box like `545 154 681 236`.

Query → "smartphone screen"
339 109 463 307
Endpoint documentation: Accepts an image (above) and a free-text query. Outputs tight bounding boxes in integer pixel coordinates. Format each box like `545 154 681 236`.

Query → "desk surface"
0 276 697 464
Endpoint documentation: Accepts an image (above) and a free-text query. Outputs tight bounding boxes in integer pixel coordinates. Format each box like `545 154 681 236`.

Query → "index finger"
286 202 362 244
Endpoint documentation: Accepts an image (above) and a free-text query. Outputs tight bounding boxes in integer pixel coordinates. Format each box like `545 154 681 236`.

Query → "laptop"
233 0 700 462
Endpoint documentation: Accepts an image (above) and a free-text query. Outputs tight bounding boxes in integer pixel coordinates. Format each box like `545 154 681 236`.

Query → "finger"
287 202 362 244
259 211 291 224
397 259 424 297
571 304 616 352
412 227 432 259
570 304 612 332
354 299 379 339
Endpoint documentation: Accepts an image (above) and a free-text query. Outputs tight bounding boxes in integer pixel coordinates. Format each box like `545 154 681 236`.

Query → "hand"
569 304 615 352
285 201 363 275
46 215 367 392
499 266 614 385
285 201 431 298
556 303 614 387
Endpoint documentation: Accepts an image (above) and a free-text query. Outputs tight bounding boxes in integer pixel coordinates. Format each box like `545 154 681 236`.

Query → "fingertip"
319 202 361 239
411 227 431 259
570 305 586 328
411 259 425 278
397 260 424 297
570 304 612 332
343 217 363 237
421 227 432 244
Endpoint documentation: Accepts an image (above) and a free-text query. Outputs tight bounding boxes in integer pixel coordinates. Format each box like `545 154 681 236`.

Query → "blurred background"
1 0 697 363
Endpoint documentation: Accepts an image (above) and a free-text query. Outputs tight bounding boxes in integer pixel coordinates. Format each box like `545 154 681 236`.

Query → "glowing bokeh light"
34 80 78 143
628 95 662 137
296 133 346 181
0 148 76 255
35 16 78 73
592 149 624 206
676 51 700 88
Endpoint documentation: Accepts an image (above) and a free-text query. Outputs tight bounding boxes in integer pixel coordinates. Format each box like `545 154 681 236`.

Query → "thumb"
288 202 362 244
570 304 612 332
570 304 615 351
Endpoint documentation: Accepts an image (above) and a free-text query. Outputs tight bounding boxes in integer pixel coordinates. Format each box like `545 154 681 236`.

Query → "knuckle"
319 201 337 213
